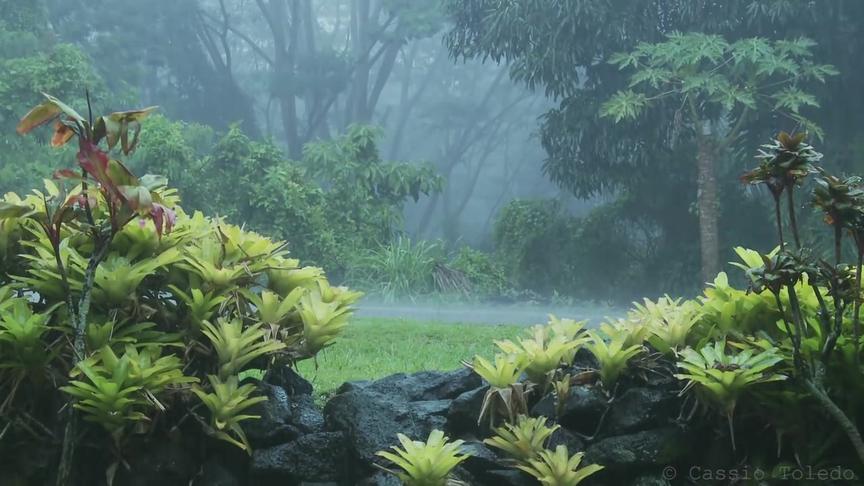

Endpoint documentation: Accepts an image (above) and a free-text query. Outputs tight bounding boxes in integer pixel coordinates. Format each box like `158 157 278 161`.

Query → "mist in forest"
3 0 864 309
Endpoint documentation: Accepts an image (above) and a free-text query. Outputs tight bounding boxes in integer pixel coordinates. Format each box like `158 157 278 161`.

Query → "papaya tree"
600 33 836 282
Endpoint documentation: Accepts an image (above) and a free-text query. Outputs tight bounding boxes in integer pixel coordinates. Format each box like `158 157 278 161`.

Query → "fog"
3 0 864 307
6 2 864 484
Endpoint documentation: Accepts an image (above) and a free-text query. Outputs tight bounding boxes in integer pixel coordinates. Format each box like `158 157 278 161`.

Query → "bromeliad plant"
466 353 528 426
675 340 787 450
516 445 604 486
584 329 644 389
483 415 560 465
375 429 471 486
631 296 703 355
495 325 585 383
0 95 360 485
741 132 864 464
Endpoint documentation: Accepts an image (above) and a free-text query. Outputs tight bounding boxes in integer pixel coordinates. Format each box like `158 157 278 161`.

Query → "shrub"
0 95 360 485
346 237 443 301
492 198 564 291
133 122 442 277
449 246 509 298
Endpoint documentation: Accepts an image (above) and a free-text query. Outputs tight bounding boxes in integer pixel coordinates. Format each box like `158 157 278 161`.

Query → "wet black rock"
481 469 536 486
547 426 586 452
250 431 349 484
606 387 679 434
585 427 690 469
114 439 196 486
446 385 488 434
357 471 402 485
246 383 303 447
631 473 673 486
246 382 326 448
324 375 451 464
459 441 503 477
346 368 481 402
531 385 608 434
198 458 242 486
264 365 314 395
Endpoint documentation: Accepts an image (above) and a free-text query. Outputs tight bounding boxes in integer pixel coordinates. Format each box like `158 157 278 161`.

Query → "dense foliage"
130 118 442 278
446 0 864 298
0 95 360 485
443 133 864 483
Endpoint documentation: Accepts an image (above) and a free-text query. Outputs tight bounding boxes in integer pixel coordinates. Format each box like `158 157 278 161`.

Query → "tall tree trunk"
351 0 372 122
696 136 719 283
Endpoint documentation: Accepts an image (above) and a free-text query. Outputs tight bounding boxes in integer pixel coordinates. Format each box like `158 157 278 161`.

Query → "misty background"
2 0 863 316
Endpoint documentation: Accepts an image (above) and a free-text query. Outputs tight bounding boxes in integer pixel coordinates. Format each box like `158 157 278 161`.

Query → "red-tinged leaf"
53 169 82 180
123 122 143 155
42 94 85 124
120 118 130 155
65 193 93 209
51 120 76 147
16 100 62 135
107 106 159 124
94 116 122 150
77 141 110 179
149 203 175 239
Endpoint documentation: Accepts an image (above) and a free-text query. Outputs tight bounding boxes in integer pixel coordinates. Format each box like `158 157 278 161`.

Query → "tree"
0 1 106 193
444 0 864 295
599 33 836 281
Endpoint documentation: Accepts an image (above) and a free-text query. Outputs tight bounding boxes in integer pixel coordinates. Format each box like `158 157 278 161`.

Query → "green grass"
295 317 524 400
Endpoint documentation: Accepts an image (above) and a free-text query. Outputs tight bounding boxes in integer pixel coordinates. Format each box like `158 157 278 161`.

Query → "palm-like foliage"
495 325 584 383
676 341 787 415
465 354 528 426
584 330 644 388
631 295 703 355
0 299 57 371
200 318 286 379
516 445 604 486
61 360 149 435
676 340 786 449
92 250 180 305
0 95 360 472
169 286 228 328
484 415 559 464
375 429 470 486
742 131 820 200
192 375 266 453
297 281 360 356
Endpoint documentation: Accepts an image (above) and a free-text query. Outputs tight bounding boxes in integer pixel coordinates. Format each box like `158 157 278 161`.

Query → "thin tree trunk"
696 136 720 283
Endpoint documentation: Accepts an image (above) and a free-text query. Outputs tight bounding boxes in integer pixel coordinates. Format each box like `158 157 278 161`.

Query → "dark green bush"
133 122 442 277
450 246 509 298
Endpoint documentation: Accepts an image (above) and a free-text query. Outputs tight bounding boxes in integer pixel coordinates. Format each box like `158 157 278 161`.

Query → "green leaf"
600 90 649 123
772 87 820 113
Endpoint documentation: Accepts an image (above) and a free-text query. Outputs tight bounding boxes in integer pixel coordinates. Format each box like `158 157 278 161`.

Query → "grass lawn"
295 317 524 400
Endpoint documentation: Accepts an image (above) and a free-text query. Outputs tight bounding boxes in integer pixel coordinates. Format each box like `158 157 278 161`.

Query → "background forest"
2 0 864 303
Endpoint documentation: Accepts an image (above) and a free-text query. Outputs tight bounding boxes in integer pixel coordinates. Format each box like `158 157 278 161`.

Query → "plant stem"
855 249 863 368
803 377 864 464
774 196 784 247
772 291 805 374
787 187 801 249
56 235 112 486
835 224 842 266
